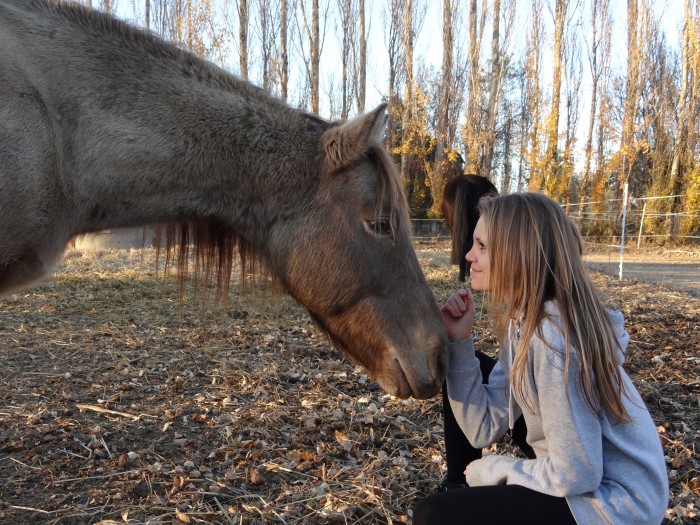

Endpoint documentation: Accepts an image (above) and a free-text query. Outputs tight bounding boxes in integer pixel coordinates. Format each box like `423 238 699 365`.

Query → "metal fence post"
619 182 629 280
637 199 647 248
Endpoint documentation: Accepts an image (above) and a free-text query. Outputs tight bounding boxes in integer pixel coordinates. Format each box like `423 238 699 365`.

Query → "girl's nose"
465 246 475 262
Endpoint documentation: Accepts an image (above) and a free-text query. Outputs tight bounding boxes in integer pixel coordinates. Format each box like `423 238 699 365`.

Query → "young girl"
413 193 668 525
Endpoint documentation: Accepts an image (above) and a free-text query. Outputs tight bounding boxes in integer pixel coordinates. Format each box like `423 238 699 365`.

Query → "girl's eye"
366 218 393 237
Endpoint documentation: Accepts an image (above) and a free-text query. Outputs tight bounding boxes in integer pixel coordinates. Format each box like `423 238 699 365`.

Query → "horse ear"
322 104 388 171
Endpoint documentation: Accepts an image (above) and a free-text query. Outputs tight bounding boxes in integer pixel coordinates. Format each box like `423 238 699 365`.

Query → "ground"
0 243 698 524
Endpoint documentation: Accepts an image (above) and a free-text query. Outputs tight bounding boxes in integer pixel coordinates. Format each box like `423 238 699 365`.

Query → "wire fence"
412 186 700 280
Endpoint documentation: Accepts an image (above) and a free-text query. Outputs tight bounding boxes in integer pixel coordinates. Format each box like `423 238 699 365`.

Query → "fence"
411 186 700 280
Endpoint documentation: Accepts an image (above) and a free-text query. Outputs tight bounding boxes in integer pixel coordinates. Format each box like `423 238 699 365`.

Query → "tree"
481 0 503 179
541 0 567 195
295 0 325 113
620 0 640 191
239 0 248 80
522 0 544 190
580 0 611 201
431 0 456 216
382 0 405 150
667 0 693 236
399 0 415 186
462 0 488 174
337 0 355 119
280 0 288 100
355 0 367 112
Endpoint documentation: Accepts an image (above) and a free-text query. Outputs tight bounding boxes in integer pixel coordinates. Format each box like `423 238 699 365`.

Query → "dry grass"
0 242 697 524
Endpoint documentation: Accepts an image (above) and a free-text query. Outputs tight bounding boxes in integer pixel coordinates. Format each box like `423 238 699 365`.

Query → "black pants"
413 351 577 525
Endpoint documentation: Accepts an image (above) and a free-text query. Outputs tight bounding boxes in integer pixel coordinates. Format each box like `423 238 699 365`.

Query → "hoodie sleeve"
446 337 511 447
465 326 605 497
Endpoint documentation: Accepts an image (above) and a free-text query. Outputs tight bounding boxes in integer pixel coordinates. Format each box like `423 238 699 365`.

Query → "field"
0 243 698 524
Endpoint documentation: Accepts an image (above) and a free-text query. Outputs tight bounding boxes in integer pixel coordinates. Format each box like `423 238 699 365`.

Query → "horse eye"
367 218 393 237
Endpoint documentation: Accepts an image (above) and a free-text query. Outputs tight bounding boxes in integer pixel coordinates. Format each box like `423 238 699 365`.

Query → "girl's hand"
441 289 476 342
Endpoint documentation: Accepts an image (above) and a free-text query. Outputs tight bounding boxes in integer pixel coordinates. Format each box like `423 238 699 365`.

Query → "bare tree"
295 0 326 113
581 0 610 200
462 0 488 174
431 0 455 212
310 0 320 113
620 0 640 190
666 0 693 235
337 0 356 118
255 0 281 92
239 0 249 80
522 0 544 191
382 0 405 148
561 9 582 203
280 0 288 100
399 0 415 186
355 0 367 113
481 0 502 179
542 0 567 194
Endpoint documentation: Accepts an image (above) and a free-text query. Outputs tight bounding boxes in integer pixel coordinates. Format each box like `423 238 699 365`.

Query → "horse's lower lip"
392 357 442 400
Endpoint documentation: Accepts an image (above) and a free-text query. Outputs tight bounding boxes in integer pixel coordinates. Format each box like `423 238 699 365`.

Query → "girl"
413 192 668 525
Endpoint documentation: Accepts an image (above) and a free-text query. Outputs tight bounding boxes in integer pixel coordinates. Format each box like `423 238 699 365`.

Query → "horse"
0 0 447 400
441 174 498 281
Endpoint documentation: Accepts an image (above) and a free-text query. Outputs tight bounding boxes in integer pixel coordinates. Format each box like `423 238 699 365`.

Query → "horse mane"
29 0 268 100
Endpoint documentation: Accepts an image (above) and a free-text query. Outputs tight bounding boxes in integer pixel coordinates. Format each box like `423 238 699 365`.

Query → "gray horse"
0 0 447 399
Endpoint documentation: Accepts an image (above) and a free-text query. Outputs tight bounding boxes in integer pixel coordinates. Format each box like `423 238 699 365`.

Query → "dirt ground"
0 244 698 524
582 245 700 297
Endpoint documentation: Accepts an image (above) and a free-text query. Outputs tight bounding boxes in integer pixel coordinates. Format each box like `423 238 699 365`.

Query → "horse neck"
24 6 321 242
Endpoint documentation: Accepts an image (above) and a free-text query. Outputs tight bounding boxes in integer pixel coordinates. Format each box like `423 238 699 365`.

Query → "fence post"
637 199 647 248
619 182 629 280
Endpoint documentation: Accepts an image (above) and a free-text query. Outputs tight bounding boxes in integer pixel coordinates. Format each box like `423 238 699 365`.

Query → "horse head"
269 105 448 399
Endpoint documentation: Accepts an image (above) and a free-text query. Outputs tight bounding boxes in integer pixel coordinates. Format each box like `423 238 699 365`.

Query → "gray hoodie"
446 302 669 525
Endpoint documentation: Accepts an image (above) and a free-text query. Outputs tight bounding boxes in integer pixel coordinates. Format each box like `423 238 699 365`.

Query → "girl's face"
466 217 490 291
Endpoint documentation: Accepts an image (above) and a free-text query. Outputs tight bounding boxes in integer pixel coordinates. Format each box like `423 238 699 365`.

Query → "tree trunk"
432 0 454 217
481 0 502 178
239 0 248 81
399 0 414 187
524 0 543 190
581 0 603 199
383 0 404 150
280 0 288 101
339 0 352 119
357 0 366 112
620 0 640 189
666 0 692 237
463 0 480 173
543 0 566 193
310 0 320 114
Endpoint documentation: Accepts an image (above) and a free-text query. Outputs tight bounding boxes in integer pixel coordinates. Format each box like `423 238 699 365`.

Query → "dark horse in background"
441 175 498 281
0 0 448 399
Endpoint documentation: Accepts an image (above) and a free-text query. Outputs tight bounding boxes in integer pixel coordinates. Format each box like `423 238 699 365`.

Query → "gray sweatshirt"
446 302 668 525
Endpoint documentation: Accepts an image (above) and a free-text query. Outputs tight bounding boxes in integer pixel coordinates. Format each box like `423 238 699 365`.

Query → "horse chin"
376 357 443 400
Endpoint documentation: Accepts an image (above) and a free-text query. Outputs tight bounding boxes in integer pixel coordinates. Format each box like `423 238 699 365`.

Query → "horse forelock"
366 145 410 237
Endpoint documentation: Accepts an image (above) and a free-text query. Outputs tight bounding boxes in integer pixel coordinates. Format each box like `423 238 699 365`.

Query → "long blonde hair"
479 192 630 424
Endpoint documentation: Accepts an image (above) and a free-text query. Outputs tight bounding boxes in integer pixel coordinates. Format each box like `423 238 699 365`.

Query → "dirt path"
583 248 700 297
